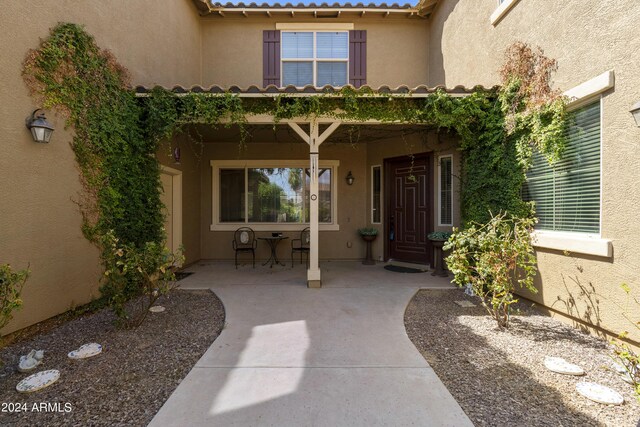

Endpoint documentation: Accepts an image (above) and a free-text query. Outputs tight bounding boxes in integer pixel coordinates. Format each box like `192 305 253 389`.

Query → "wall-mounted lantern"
630 101 640 127
346 171 355 186
25 109 54 143
173 147 181 165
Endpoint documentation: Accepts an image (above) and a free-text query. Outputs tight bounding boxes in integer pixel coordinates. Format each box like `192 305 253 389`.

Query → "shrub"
0 264 30 335
444 212 538 328
101 231 184 328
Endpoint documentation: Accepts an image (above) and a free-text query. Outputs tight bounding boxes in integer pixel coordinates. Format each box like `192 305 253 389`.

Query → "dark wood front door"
385 154 432 265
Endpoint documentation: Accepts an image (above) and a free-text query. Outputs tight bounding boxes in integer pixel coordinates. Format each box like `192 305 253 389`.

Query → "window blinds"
523 101 601 233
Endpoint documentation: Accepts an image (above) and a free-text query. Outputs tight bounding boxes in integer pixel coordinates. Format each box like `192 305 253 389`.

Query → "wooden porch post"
288 119 340 288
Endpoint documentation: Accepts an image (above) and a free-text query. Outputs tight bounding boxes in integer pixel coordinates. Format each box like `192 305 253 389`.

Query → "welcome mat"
384 265 427 274
175 272 194 281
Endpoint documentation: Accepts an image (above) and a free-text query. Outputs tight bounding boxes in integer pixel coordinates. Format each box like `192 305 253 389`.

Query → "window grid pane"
283 62 313 87
523 101 601 233
282 32 313 59
317 62 348 87
316 32 348 59
372 166 381 223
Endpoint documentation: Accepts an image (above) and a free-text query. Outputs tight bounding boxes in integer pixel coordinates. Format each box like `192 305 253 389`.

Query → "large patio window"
211 160 339 231
282 31 348 87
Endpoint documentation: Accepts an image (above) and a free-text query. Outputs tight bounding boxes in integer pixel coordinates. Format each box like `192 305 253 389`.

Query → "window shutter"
349 30 366 88
263 30 281 87
523 101 601 233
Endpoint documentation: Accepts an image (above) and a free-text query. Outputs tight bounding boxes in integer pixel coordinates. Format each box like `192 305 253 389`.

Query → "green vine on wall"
23 23 164 249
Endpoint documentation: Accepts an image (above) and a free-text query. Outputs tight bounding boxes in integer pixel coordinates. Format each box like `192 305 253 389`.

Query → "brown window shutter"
349 30 367 88
263 30 281 87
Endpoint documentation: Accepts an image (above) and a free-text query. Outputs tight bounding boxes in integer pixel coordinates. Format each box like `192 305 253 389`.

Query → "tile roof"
210 2 415 9
134 84 498 97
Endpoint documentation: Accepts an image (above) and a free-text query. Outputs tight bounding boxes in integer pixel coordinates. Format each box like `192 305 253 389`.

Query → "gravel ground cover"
405 289 640 427
0 290 224 426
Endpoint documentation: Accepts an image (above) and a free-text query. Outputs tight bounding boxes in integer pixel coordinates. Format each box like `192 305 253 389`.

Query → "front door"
385 154 432 265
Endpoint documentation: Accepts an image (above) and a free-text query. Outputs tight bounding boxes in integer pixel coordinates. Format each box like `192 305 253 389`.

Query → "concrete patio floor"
149 261 472 426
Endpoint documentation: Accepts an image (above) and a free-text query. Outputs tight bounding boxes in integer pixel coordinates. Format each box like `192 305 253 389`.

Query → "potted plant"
358 228 378 265
427 231 452 277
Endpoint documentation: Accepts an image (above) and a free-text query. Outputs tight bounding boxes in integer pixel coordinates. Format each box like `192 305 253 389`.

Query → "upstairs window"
281 31 348 87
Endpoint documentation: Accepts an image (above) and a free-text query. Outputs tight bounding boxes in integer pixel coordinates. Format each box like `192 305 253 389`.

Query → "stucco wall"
0 0 202 334
429 0 640 343
200 16 429 88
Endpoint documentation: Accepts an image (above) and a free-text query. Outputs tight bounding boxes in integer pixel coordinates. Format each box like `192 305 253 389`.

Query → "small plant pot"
360 234 377 265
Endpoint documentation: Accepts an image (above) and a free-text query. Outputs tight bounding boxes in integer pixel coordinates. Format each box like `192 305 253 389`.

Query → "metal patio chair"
291 227 310 268
233 227 257 269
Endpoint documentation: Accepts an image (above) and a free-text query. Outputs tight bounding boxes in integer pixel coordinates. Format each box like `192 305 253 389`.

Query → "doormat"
384 265 427 274
175 272 194 281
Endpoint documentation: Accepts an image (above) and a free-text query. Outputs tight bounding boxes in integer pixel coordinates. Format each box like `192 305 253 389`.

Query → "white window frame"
210 159 340 231
437 155 454 227
280 31 349 88
371 164 382 224
490 0 520 26
529 71 615 257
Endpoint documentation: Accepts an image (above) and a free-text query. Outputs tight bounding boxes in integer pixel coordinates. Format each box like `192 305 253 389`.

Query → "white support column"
307 120 321 288
288 119 340 288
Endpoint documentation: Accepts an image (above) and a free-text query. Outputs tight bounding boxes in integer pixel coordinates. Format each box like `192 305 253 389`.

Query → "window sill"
490 0 520 26
210 223 340 232
531 231 612 258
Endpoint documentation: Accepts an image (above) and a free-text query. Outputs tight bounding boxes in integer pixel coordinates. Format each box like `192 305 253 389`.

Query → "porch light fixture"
173 147 181 165
630 101 640 127
25 109 54 143
346 171 355 186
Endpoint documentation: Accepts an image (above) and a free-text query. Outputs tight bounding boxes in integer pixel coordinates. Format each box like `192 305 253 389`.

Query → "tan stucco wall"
200 16 429 88
429 0 640 344
0 0 202 334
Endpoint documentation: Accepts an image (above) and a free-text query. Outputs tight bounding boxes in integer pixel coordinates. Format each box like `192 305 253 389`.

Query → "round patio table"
258 236 289 268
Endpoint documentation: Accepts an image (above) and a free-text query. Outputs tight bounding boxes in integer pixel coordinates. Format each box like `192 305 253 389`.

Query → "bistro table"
258 235 289 268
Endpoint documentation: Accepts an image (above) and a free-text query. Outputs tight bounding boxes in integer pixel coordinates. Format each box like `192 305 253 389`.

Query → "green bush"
0 264 29 334
444 212 538 328
101 231 184 328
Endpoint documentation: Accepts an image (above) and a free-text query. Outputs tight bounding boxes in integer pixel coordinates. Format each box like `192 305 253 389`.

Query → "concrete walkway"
149 262 472 426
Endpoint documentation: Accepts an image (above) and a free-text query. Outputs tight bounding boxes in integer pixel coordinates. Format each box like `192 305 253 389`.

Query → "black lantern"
25 109 54 143
346 171 355 186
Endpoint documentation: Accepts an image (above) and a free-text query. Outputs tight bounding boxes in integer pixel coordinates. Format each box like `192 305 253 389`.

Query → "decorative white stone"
16 370 60 393
149 305 166 313
454 300 477 308
68 343 102 360
576 382 624 405
544 356 585 376
18 349 43 372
